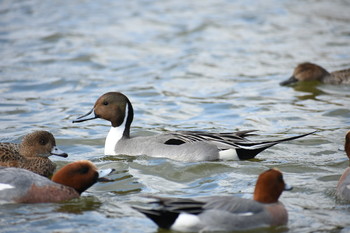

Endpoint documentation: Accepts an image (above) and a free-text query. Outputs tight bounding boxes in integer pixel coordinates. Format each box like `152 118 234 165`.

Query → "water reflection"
291 82 326 100
1 0 350 232
56 196 102 214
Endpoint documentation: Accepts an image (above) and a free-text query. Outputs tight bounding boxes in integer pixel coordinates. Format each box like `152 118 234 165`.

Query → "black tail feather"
236 147 271 160
133 206 179 229
236 131 316 160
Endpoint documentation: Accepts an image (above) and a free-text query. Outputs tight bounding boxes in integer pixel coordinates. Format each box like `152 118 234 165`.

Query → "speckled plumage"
0 131 67 177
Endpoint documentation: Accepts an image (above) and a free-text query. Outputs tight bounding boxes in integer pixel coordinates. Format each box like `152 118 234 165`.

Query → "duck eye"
39 139 47 145
103 101 108 106
278 175 284 182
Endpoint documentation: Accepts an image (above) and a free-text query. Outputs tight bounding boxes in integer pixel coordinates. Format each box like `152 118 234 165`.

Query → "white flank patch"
238 212 254 216
0 183 15 191
219 149 239 160
171 213 201 232
346 184 350 190
104 103 129 155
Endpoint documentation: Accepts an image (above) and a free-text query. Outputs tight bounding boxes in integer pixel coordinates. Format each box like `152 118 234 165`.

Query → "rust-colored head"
19 131 67 158
52 160 99 194
280 62 330 85
253 168 292 204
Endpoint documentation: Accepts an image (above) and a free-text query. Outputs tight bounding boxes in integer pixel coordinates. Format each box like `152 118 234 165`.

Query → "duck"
336 131 350 201
0 160 113 203
133 168 292 232
280 62 350 85
0 131 68 177
72 92 315 162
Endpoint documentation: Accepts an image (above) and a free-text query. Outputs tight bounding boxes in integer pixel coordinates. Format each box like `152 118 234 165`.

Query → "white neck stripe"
104 103 128 155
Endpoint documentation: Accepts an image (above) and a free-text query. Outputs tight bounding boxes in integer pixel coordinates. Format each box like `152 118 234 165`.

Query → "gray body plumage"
72 92 315 161
134 195 286 232
0 166 58 202
115 131 253 161
114 130 314 161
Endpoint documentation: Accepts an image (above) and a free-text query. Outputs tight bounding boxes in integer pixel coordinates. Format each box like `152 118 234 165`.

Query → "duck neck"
253 182 280 204
322 73 333 82
104 103 131 155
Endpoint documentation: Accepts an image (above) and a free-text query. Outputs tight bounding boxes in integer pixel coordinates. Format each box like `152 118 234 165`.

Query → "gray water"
1 0 350 232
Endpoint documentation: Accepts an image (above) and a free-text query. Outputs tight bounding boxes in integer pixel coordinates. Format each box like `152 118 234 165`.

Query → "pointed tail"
133 206 179 229
235 131 316 160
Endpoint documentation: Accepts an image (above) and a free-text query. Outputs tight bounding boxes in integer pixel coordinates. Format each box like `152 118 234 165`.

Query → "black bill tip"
72 108 97 123
280 76 298 86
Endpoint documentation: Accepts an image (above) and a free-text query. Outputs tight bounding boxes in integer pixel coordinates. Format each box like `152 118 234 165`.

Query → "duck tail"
132 206 178 229
236 131 316 160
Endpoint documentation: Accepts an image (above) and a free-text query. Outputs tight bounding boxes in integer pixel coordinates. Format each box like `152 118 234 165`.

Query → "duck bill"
280 76 298 86
97 168 115 182
50 146 68 158
284 183 293 191
72 108 97 123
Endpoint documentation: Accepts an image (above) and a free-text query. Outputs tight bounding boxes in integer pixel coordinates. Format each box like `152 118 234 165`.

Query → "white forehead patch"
0 183 15 191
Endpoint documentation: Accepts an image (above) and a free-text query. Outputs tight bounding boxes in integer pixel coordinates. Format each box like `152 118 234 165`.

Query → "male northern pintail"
0 131 68 177
280 62 350 85
336 131 350 201
133 168 292 232
0 160 113 203
73 92 314 162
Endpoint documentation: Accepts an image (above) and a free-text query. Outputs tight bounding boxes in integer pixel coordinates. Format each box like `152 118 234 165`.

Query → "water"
1 0 350 232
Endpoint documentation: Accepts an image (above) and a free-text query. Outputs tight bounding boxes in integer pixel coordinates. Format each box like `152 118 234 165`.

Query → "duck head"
253 168 292 204
280 62 330 85
20 131 68 158
73 92 134 131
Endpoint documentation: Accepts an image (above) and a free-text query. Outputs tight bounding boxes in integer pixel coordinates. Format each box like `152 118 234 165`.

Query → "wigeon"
133 168 292 232
73 92 314 161
336 131 350 201
0 160 113 203
0 131 68 177
280 62 350 85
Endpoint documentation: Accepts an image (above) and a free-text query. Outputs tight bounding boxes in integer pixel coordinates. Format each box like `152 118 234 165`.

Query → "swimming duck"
73 92 314 161
133 168 292 232
0 160 113 203
336 131 350 201
280 62 350 85
0 131 68 177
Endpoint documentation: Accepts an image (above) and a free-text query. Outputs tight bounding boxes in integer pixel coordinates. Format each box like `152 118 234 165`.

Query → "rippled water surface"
1 0 350 232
